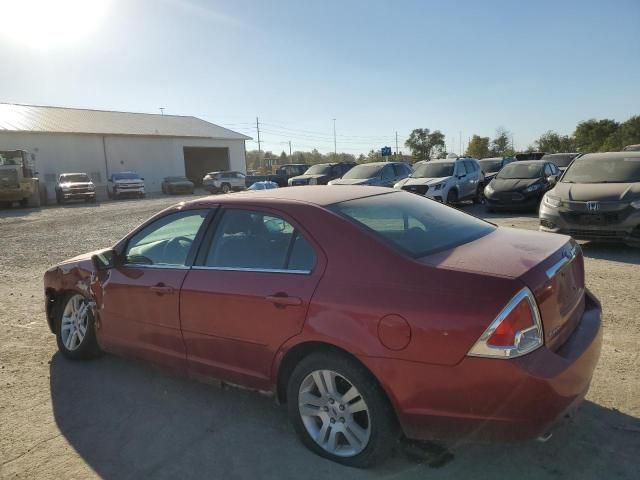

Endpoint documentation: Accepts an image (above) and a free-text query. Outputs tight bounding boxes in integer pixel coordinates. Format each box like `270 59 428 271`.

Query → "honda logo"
586 201 600 212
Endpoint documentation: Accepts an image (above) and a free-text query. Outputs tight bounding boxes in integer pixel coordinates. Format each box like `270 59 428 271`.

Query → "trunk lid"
420 227 585 351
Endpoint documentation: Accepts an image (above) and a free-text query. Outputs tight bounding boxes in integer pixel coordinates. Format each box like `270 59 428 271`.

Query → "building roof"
0 103 251 140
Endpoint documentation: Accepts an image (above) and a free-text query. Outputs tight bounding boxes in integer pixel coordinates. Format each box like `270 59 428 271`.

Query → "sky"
0 0 639 156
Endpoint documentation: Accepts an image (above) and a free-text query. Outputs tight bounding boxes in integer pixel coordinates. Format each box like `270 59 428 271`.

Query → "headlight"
433 183 442 191
523 183 543 193
309 178 318 185
543 194 562 208
631 199 640 209
484 184 494 196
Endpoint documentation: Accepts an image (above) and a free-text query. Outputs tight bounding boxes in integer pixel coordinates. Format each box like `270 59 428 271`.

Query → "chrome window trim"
545 243 578 279
191 266 312 275
123 263 189 270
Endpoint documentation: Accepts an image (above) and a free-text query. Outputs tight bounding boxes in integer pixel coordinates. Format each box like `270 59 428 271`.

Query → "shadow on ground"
580 242 640 265
49 353 640 480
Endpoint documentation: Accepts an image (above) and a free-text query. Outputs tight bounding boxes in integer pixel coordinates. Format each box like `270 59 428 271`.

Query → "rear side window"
204 209 316 272
330 192 494 257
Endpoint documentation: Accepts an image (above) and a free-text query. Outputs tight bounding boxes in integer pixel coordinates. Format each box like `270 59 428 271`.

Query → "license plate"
579 214 604 225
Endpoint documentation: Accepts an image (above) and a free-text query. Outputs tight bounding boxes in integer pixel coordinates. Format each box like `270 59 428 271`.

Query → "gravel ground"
1 195 639 479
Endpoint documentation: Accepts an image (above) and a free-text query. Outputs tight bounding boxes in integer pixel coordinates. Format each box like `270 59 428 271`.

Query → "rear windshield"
562 156 640 183
330 192 494 257
478 159 503 172
497 163 543 179
342 164 383 179
305 164 331 175
60 174 90 183
541 154 575 167
412 162 454 178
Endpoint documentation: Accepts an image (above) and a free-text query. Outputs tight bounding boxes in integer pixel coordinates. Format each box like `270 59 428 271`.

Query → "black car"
287 162 356 186
484 160 560 211
245 163 308 187
540 153 580 172
515 152 546 161
478 157 514 182
539 151 640 246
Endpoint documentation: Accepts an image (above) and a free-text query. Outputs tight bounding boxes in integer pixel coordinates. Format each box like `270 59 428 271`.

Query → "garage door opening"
183 147 230 185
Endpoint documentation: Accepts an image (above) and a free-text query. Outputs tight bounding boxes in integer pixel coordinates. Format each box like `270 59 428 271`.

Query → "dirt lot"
1 195 639 479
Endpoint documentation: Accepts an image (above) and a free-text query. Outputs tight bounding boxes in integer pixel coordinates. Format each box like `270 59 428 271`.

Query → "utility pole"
288 140 292 157
459 131 462 156
159 107 165 115
256 117 262 170
332 118 337 157
395 131 399 156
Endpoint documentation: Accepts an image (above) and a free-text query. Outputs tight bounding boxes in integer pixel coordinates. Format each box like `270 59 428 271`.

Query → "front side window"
331 192 494 257
205 209 315 272
456 162 468 176
126 210 208 266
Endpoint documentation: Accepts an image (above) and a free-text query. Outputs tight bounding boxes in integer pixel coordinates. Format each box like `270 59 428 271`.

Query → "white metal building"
0 103 251 201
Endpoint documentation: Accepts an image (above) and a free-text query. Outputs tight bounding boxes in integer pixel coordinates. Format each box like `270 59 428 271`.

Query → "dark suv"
288 162 356 186
539 151 640 246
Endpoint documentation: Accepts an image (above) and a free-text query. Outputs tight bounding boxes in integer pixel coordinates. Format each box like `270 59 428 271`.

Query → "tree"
614 115 640 150
465 135 490 159
573 119 619 153
404 128 446 161
533 131 575 153
490 127 513 156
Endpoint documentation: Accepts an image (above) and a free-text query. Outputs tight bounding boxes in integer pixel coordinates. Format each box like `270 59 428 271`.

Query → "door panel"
99 267 188 370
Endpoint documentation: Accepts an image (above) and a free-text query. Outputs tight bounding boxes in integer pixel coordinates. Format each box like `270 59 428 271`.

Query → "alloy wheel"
298 369 371 457
60 294 89 351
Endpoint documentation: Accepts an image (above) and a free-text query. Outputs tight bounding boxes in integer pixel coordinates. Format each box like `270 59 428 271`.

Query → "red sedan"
43 186 602 467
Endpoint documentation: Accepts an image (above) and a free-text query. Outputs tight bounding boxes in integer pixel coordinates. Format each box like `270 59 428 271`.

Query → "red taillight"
486 298 533 347
468 287 544 359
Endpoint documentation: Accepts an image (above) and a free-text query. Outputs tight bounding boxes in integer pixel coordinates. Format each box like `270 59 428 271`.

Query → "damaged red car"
44 186 602 467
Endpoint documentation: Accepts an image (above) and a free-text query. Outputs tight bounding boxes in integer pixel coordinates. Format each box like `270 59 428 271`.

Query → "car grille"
68 186 91 193
493 192 525 202
562 212 621 226
117 184 143 190
567 229 627 240
0 170 19 188
402 185 429 195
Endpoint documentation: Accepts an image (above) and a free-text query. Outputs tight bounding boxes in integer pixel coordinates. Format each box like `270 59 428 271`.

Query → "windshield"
60 174 90 183
478 159 503 172
305 164 331 175
342 164 383 179
411 162 454 178
497 163 543 179
562 155 640 183
541 154 575 167
113 172 141 180
331 192 494 257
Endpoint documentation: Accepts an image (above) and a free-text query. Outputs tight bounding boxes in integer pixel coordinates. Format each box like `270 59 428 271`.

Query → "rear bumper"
361 290 603 442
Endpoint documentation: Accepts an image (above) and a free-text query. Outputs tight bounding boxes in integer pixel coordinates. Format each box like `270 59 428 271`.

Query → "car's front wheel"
54 292 101 360
287 352 399 467
221 183 231 194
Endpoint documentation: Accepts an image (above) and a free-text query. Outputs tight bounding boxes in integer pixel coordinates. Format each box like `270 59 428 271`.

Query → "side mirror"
91 249 118 271
547 176 556 185
140 178 145 181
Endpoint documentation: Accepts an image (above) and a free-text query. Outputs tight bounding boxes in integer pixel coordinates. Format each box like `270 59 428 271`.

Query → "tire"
221 183 231 194
446 188 458 206
56 191 63 205
287 351 399 468
54 292 101 360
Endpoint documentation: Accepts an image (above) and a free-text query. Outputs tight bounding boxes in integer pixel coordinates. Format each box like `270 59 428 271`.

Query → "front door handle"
150 284 174 295
265 294 302 307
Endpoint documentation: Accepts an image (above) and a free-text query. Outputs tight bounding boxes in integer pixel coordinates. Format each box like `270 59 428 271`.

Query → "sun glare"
0 0 111 49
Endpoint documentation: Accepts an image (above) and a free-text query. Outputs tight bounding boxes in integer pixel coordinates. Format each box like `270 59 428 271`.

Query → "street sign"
381 146 392 157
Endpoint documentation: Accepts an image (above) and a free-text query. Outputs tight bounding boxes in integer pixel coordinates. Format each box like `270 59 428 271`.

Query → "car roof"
506 160 546 165
59 172 88 176
185 185 394 208
418 159 455 164
577 151 640 160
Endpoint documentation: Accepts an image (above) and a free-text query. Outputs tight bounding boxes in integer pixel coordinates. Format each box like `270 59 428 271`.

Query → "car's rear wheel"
221 183 231 194
287 352 399 467
55 292 101 360
446 188 458 205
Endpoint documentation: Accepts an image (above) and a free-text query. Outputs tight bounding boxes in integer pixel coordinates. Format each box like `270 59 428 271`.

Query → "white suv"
203 171 246 194
394 157 484 204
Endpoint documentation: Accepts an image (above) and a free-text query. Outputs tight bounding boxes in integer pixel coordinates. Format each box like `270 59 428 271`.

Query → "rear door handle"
150 284 174 295
265 294 302 307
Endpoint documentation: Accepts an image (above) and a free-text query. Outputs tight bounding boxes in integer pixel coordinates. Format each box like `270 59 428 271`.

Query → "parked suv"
288 162 356 186
55 172 96 204
203 171 246 193
394 157 484 204
539 151 640 246
107 171 145 199
478 157 514 182
328 161 412 186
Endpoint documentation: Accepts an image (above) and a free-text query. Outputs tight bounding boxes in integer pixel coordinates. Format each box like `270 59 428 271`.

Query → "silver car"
328 162 412 187
203 171 246 194
394 157 484 204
